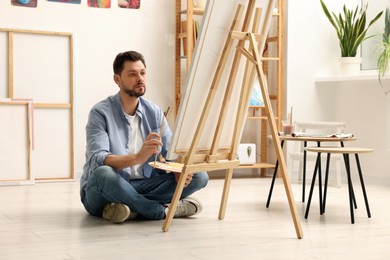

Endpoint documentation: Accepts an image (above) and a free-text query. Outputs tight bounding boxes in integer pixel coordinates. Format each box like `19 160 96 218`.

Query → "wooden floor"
1 177 389 259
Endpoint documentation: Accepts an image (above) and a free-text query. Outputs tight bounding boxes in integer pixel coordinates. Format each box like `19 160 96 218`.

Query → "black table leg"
344 153 355 224
317 142 323 215
266 160 279 208
355 154 371 218
266 140 284 208
342 152 357 209
305 152 321 219
322 153 331 214
302 141 308 203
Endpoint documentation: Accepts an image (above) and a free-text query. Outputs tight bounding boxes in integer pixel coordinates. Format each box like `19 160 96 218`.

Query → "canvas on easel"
163 0 303 239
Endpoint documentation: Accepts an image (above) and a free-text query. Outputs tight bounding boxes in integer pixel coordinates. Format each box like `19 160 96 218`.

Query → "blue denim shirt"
80 92 172 195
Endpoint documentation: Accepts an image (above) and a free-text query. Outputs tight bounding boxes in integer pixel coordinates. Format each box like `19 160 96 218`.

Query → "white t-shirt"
124 113 144 179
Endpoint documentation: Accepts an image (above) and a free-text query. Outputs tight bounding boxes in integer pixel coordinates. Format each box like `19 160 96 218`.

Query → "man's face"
115 60 147 97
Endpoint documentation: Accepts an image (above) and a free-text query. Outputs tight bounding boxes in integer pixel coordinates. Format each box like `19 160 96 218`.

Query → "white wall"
1 0 389 184
286 0 390 184
0 0 175 178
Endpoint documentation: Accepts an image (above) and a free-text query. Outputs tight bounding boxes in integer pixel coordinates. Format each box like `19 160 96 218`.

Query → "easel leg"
162 170 189 232
219 168 234 220
277 142 304 239
248 33 303 239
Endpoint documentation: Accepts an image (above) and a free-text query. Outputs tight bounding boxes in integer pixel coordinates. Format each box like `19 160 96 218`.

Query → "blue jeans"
81 166 209 220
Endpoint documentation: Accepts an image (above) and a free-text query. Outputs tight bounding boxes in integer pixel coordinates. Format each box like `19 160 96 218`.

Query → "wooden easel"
163 0 303 239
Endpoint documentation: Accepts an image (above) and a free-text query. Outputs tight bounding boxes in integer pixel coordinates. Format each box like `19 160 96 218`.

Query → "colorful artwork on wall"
48 0 81 4
88 0 111 8
118 0 140 9
10 0 140 9
11 0 37 7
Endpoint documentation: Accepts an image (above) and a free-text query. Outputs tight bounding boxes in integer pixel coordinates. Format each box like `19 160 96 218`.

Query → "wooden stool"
304 147 374 224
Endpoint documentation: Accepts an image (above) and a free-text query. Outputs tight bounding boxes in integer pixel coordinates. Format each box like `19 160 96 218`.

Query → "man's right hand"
136 132 162 163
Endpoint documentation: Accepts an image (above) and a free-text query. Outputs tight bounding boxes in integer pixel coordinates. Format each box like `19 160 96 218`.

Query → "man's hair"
113 51 146 75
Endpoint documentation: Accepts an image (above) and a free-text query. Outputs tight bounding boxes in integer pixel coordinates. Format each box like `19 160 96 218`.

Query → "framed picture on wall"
11 0 37 7
48 0 81 4
118 0 140 9
88 0 111 8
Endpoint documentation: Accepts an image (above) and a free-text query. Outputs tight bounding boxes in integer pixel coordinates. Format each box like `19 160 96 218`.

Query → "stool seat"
305 147 374 154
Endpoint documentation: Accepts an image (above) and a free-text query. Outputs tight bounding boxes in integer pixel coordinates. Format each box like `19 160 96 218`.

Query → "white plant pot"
339 57 362 76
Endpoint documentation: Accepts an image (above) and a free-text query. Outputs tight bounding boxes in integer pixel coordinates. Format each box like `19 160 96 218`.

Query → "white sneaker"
103 203 138 223
166 197 203 218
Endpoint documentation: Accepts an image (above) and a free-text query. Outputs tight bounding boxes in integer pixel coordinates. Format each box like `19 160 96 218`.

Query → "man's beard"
124 87 145 98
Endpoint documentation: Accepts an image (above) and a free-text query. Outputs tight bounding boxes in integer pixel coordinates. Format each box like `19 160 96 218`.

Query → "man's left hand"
173 172 193 187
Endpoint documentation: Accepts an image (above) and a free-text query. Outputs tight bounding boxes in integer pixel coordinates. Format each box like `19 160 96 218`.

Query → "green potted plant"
320 0 383 74
376 7 390 83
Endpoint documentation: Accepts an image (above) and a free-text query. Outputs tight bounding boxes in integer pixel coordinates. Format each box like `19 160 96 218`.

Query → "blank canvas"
0 103 31 183
167 0 270 159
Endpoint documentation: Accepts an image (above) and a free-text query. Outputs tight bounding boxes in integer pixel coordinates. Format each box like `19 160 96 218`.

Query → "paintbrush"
153 107 170 167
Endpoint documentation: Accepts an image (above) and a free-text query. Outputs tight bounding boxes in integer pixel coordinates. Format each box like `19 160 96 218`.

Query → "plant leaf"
319 0 383 57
